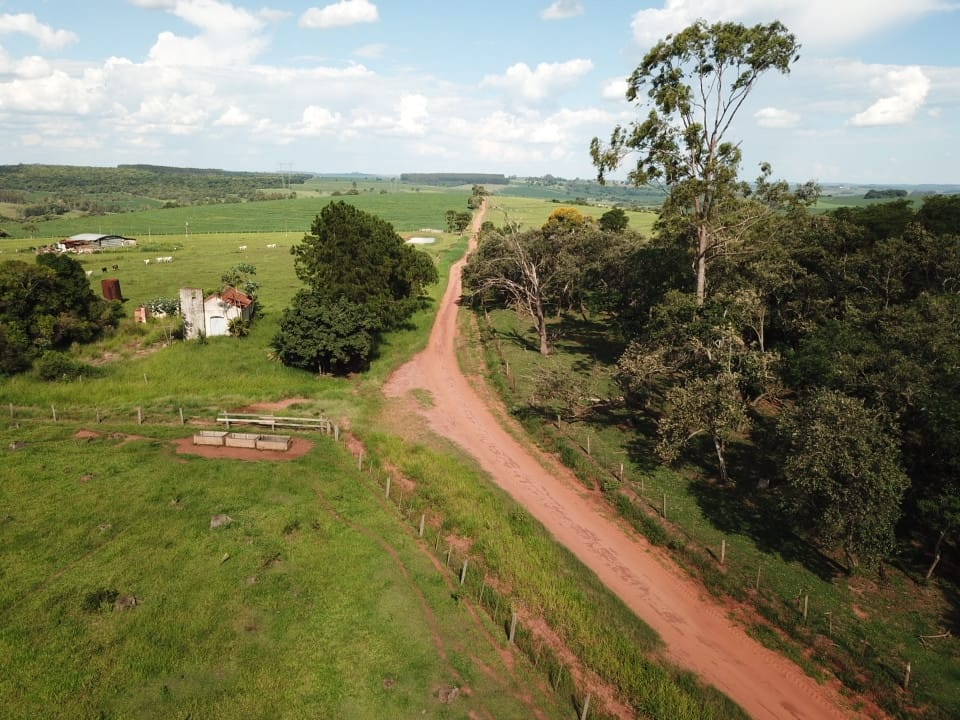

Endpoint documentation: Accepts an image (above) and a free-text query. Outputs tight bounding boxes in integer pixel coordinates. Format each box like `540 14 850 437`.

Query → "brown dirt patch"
173 436 314 461
241 397 313 412
74 429 101 439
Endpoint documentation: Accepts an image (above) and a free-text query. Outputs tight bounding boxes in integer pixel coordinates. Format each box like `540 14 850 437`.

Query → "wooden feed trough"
224 432 260 449
193 430 228 446
256 434 292 451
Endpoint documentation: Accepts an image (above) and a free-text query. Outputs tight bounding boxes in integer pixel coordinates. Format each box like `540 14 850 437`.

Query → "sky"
0 0 958 184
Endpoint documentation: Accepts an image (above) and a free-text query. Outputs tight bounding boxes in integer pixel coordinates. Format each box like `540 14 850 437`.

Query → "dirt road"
384 203 871 720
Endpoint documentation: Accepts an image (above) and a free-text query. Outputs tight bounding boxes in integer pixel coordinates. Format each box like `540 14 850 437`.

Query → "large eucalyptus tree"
591 19 800 305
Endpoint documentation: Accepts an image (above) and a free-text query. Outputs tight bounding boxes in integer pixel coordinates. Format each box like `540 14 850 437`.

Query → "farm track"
384 201 883 720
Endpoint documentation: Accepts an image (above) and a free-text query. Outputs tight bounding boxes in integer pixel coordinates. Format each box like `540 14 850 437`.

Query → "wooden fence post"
802 593 809 623
580 694 591 720
137 406 143 425
419 514 425 538
460 559 468 585
586 435 591 455
554 663 563 692
721 538 726 565
96 408 101 424
509 610 518 643
385 475 391 499
903 661 912 690
52 404 57 422
179 407 185 425
663 493 667 520
755 564 762 591
358 451 363 471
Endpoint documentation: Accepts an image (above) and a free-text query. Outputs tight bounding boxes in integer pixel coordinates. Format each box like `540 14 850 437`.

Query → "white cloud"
601 77 628 101
754 106 801 128
140 0 277 67
296 105 343 135
300 0 379 29
630 1 954 50
214 105 251 127
0 67 104 113
850 66 931 126
481 59 593 102
354 43 386 59
541 1 584 20
0 13 78 49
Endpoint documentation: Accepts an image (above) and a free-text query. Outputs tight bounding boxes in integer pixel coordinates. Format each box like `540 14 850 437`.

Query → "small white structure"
179 286 254 339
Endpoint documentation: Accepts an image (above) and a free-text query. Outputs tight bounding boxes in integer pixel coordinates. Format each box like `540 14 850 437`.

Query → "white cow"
144 259 151 265
238 245 247 251
266 243 277 249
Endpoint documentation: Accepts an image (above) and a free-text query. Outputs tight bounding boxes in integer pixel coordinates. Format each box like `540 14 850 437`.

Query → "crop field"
484 196 659 237
5 190 469 240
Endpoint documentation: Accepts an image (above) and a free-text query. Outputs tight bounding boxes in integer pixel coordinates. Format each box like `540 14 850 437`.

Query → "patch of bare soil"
241 397 313 413
173 436 314 461
383 200 887 720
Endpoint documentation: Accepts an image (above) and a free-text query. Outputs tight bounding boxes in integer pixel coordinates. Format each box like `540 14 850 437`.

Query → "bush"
34 351 93 381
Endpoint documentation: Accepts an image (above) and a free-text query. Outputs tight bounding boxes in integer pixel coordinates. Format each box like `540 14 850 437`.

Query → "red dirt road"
384 204 875 720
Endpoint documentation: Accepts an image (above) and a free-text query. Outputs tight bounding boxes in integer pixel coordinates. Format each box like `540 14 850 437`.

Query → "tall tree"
591 20 800 305
274 201 438 374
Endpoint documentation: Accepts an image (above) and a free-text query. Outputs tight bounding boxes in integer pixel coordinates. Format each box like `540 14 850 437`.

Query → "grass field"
0 421 572 720
3 189 468 240
1 192 762 719
484 196 659 237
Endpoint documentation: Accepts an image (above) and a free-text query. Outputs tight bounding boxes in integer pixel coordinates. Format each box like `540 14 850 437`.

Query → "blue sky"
1 0 958 184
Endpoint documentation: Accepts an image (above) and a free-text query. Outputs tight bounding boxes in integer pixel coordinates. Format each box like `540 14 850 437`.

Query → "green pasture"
484 196 659 236
0 193 760 720
0 422 569 720
4 191 469 240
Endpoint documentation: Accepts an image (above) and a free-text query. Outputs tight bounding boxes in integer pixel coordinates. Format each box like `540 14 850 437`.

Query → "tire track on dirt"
383 201 882 720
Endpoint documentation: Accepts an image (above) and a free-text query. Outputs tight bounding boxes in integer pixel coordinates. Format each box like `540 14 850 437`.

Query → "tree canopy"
273 201 439 374
591 19 800 305
0 253 119 376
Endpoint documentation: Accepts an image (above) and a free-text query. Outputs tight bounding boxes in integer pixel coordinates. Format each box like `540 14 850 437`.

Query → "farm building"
57 233 137 253
179 286 255 339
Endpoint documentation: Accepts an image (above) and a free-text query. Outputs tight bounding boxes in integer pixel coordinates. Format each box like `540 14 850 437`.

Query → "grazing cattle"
238 245 247 251
266 243 277 249
101 267 107 273
85 270 94 277
112 264 119 271
144 259 151 265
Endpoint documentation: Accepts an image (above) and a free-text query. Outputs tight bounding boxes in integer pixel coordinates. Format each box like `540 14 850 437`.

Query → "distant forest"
400 172 507 186
0 164 311 221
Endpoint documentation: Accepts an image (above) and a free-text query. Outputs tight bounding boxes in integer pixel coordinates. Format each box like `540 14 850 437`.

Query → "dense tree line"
471 18 960 577
0 164 312 207
0 254 121 376
399 173 507 186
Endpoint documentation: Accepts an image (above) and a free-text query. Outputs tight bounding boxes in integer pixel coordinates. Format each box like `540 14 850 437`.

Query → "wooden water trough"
256 434 292 451
194 430 228 446
224 432 259 449
193 430 293 452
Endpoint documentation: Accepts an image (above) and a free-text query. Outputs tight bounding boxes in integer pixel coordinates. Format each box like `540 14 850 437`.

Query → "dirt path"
384 202 879 720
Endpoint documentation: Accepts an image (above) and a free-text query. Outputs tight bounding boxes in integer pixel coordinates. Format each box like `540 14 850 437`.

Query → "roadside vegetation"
461 18 959 720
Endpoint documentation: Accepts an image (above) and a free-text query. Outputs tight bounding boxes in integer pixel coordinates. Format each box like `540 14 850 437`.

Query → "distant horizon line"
3 162 957 190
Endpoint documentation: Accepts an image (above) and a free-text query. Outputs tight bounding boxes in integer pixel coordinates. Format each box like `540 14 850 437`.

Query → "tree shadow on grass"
549 314 626 367
687 472 848 581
